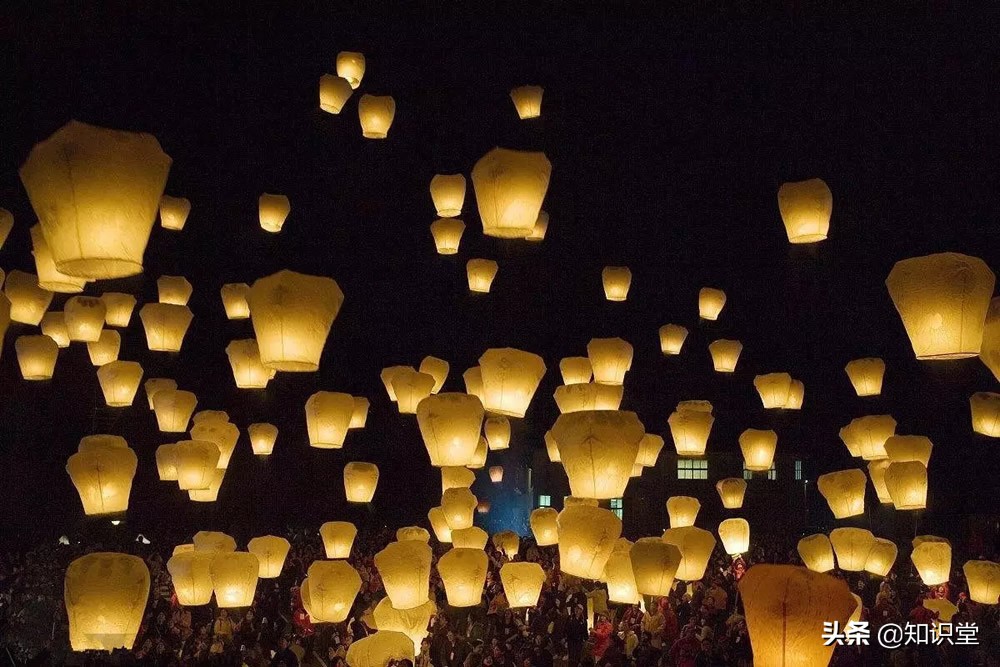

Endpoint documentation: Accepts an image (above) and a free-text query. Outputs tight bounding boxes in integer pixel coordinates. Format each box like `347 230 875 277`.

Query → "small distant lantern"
391 369 436 414
344 462 379 503
501 562 545 608
65 296 107 342
247 536 290 579
430 218 466 255
867 460 893 504
15 335 58 380
478 348 546 417
66 443 137 515
526 210 548 241
884 435 933 466
441 466 475 493
87 329 121 366
963 560 1000 604
666 496 701 529
397 527 431 543
430 174 466 218
841 415 897 460
718 518 751 556
552 410 645 499
864 538 898 577
167 551 214 606
557 505 622 579
100 292 136 328
31 224 88 293
358 95 396 139
587 337 633 385
210 552 258 608
753 372 793 409
488 466 504 483
472 148 552 239
817 469 867 519
226 339 273 389
739 429 778 471
97 360 144 407
797 534 836 573
698 287 726 321
970 392 1000 437
441 488 477 530
509 85 543 119
716 478 747 509
452 527 489 550
153 389 198 433
64 553 150 651
844 358 885 396
320 521 357 559
220 283 251 319
830 527 876 572
139 303 193 352
40 312 70 347
419 356 449 393
884 461 927 510
428 507 453 543
777 178 832 244
4 270 53 325
258 193 290 233
438 548 488 607
530 507 559 546
159 195 190 230
144 378 176 410
707 339 743 373
661 526 717 581
351 397 370 428
659 325 689 355
319 74 353 114
484 415 511 450
417 393 485 466
911 536 951 586
375 541 433 610
602 267 632 302
467 259 499 293
668 402 715 456
336 51 365 88
248 423 278 456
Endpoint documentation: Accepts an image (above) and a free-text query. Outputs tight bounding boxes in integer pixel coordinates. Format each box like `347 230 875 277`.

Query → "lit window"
743 464 777 481
538 495 551 508
677 459 708 480
609 498 623 520
795 460 803 481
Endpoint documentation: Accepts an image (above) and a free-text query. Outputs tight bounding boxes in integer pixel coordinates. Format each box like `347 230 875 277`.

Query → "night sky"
1 3 998 549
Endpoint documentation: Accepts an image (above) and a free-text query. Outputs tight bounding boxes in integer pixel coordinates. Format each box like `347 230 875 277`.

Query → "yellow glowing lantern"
557 505 621 579
797 534 835 573
358 95 396 139
306 560 361 622
500 562 545 609
964 560 1000 604
493 531 519 560
718 518 750 556
344 462 379 503
375 541 432 610
429 218 466 255
417 393 485 466
64 296 106 342
777 178 832 244
187 467 225 503
666 496 701 529
753 372 792 409
441 488 477 530
381 365 414 401
716 478 747 509
466 259 498 293
867 460 893 504
220 283 250 320
970 392 1000 437
587 337 633 385
428 507 453 543
419 356 449 394
155 275 190 306
173 440 220 490
698 287 726 321
842 414 897 460
830 528 875 572
155 443 179 481
87 329 120 366
347 632 415 667
864 538 897 577
452 527 489 550
167 551 213 606
76 435 127 454
668 403 715 456
484 415 511 451
463 366 484 403
397 527 431 543
336 51 365 89
886 252 995 359
658 324 688 356
139 303 193 352
661 527 716 581
884 461 927 510
41 312 70 347
306 391 355 449
192 410 229 425
602 267 631 302
210 552 258 608
911 537 951 586
248 423 277 456
441 466 475 493
982 297 1000 381
257 193 290 233
193 532 236 553
844 358 885 396
553 383 623 413
884 435 933 466
153 389 197 433
560 356 593 385
526 210 548 241
552 410 645 499
438 548 488 607
603 550 640 604
245 536 289 579
817 469 866 519
544 429 561 462
392 369 436 414
510 85 543 119
158 194 190 231
20 121 171 279
190 420 239 469
786 380 805 410
319 74 353 114
97 360 143 406
739 429 777 472
488 466 504 483
705 341 742 376
100 292 136 328
373 599 435 654
530 508 559 546
636 433 664 467
320 521 357 559
4 270 52 325
472 148 551 239
630 537 682 595
66 444 137 515
739 564 855 667
430 174 466 218
15 335 58 380
64 553 150 651
478 348 546 417
144 378 176 410
467 437 488 469
351 397 370 428
31 224 88 293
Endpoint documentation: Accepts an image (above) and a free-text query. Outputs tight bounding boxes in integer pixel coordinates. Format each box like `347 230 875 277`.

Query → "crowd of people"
1 525 998 666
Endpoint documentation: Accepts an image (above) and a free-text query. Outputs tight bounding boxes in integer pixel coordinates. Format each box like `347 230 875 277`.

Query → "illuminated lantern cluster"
66 436 138 516
708 339 742 373
358 95 396 139
668 400 714 456
844 357 885 396
190 418 240 469
661 526 716 581
659 324 688 355
777 178 832 244
391 368 436 414
602 266 631 301
472 148 551 239
753 372 803 409
552 410 645 499
97 360 144 406
172 440 221 491
64 552 150 651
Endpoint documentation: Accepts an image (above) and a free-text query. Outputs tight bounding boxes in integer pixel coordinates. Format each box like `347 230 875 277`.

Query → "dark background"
0 2 998 551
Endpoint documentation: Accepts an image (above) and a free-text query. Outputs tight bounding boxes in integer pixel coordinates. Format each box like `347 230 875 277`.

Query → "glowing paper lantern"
964 560 1000 604
786 380 805 410
981 297 1000 381
668 403 715 456
306 391 355 449
817 469 866 519
797 534 835 573
630 538 682 595
437 548 488 607
830 528 875 572
220 283 250 320
500 562 544 608
753 372 792 409
245 536 289 579
430 174 466 217
248 423 277 456
864 538 897 577
708 339 742 373
604 550 639 604
100 293 136 328
63 296 106 343
306 560 361 622
381 365 413 401
452 527 488 550
344 462 379 503
484 415 511 451
319 74 353 113
463 366 484 403
602 267 631 302
174 440 221 490
970 392 1000 437
139 303 193 352
4 271 52 325
441 488 477 530
441 466 475 493
661 527 716 581
510 85 543 119
193 532 237 553
560 357 593 385
739 429 778 471
557 505 621 579
392 369 436 414
526 210 548 241
153 389 197 433
777 178 832 244
144 378 176 409
257 193 290 233
478 348 546 417
358 95 396 139
167 551 213 606
544 430 560 462
416 393 485 466
466 259 498 293
64 553 150 651
223 339 270 389
372 599 435 654
397 527 430 543
20 121 171 279
346 632 414 667
587 337 633 385
192 410 229 425
97 360 144 406
552 410 645 499
844 358 885 396
698 288 726 321
66 444 137 515
187 467 225 502
351 397 370 428
842 415 897 460
419 356 449 393
911 537 951 586
867 460 893 504
41 312 70 347
77 434 127 453
716 478 747 509
428 507 452 543
31 224 88 292
320 521 357 559
493 531 520 560
553 383 623 413
488 466 504 483
375 541 433 610
248 270 344 372
158 194 190 231
155 444 178 481
884 435 933 466
718 518 750 555
190 420 239 469
886 252 995 359
666 496 700 528
472 148 551 239
467 437 488 469
530 508 559 546
636 434 664 467
15 335 58 380
884 461 927 510
336 51 365 88
658 324 688 356
157 275 191 306
87 329 120 366
739 565 855 667
210 552 258 607
429 218 465 255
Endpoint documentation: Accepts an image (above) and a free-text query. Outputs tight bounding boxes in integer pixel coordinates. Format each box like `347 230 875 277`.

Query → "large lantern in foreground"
698 287 726 320
358 95 396 139
530 508 559 546
817 469 866 519
552 410 645 499
319 74 353 114
466 259 498 293
510 85 543 119
845 357 885 396
346 632 414 667
557 505 621 579
661 526 716 581
344 462 379 503
718 518 750 556
320 521 357 559
659 325 688 355
739 565 855 667
248 270 344 372
830 528 875 572
167 551 213 606
964 560 1000 604
375 541 432 610
15 335 58 380
666 496 701 528
306 391 355 449
885 252 995 359
430 218 466 255
97 360 144 407
884 461 927 510
4 270 52 325
911 536 951 586
64 552 150 651
336 51 365 88
708 339 742 373
970 392 1000 437
716 478 747 509
472 148 551 239
66 444 138 515
478 348 546 417
139 303 193 352
210 552 258 608
739 428 777 471
630 538 682 595
587 337 633 385
247 536 290 579
438 548 488 607
20 121 171 279
417 393 485 466
602 267 631 302
306 560 361 622
430 174 466 218
777 178 832 244
501 562 545 608
797 534 835 573
864 538 898 577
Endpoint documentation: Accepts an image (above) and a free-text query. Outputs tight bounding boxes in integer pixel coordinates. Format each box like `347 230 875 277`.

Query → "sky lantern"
346 632 415 667
698 287 726 320
753 372 792 409
97 360 144 406
306 391 355 449
718 518 751 556
668 401 714 456
143 378 176 409
797 534 835 573
884 461 927 510
739 428 778 471
248 423 278 456
777 178 832 244
659 324 688 355
417 393 485 466
970 392 1000 437
554 382 624 413
100 292 136 328
587 337 633 385
488 466 504 483
41 312 70 347
173 440 221 490
319 74 353 113
844 358 885 396
841 414 897 460
306 560 362 622
31 224 88 292
210 552 258 608
786 380 805 410
530 508 559 546
478 348 546 417
158 194 190 231
484 415 511 450
15 335 58 380
661 526 716 581
544 429 561 462
66 442 137 515
981 297 1000 381
707 339 742 372
560 356 593 384
452 527 489 550
526 210 548 241
441 488 477 530
153 389 198 432
430 174 466 217
64 553 150 651
428 507 453 543
193 410 230 425
246 536 290 579
867 460 893 504
87 329 121 366
438 548 488 607
258 193 290 233
350 397 370 429
4 270 52 324
466 259 498 293
463 366 485 403
396 527 431 543
188 468 225 502
509 85 543 119
493 530 520 559
155 444 178 481
392 369 436 414
884 435 933 466
817 469 867 519
166 551 213 606
630 538 682 595
885 252 995 359
193 531 237 553
603 549 640 604
77 434 128 454
381 366 414 401
344 462 380 503
358 94 396 138
248 270 344 372
468 437 488 469
20 121 171 279
636 433 665 467
602 266 632 301
830 527 876 572
375 541 433 610
64 296 106 343
0 208 11 248
190 420 239 469
911 536 951 585
441 466 476 493
864 538 898 577
320 521 357 559
157 275 192 306
552 410 645 499
139 303 193 352
472 148 552 239
557 505 621 579
740 564 855 667
220 283 250 320
964 560 1000 604
501 562 545 608
336 51 365 88
716 478 747 509
666 496 701 528
419 356 449 393
430 218 466 255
